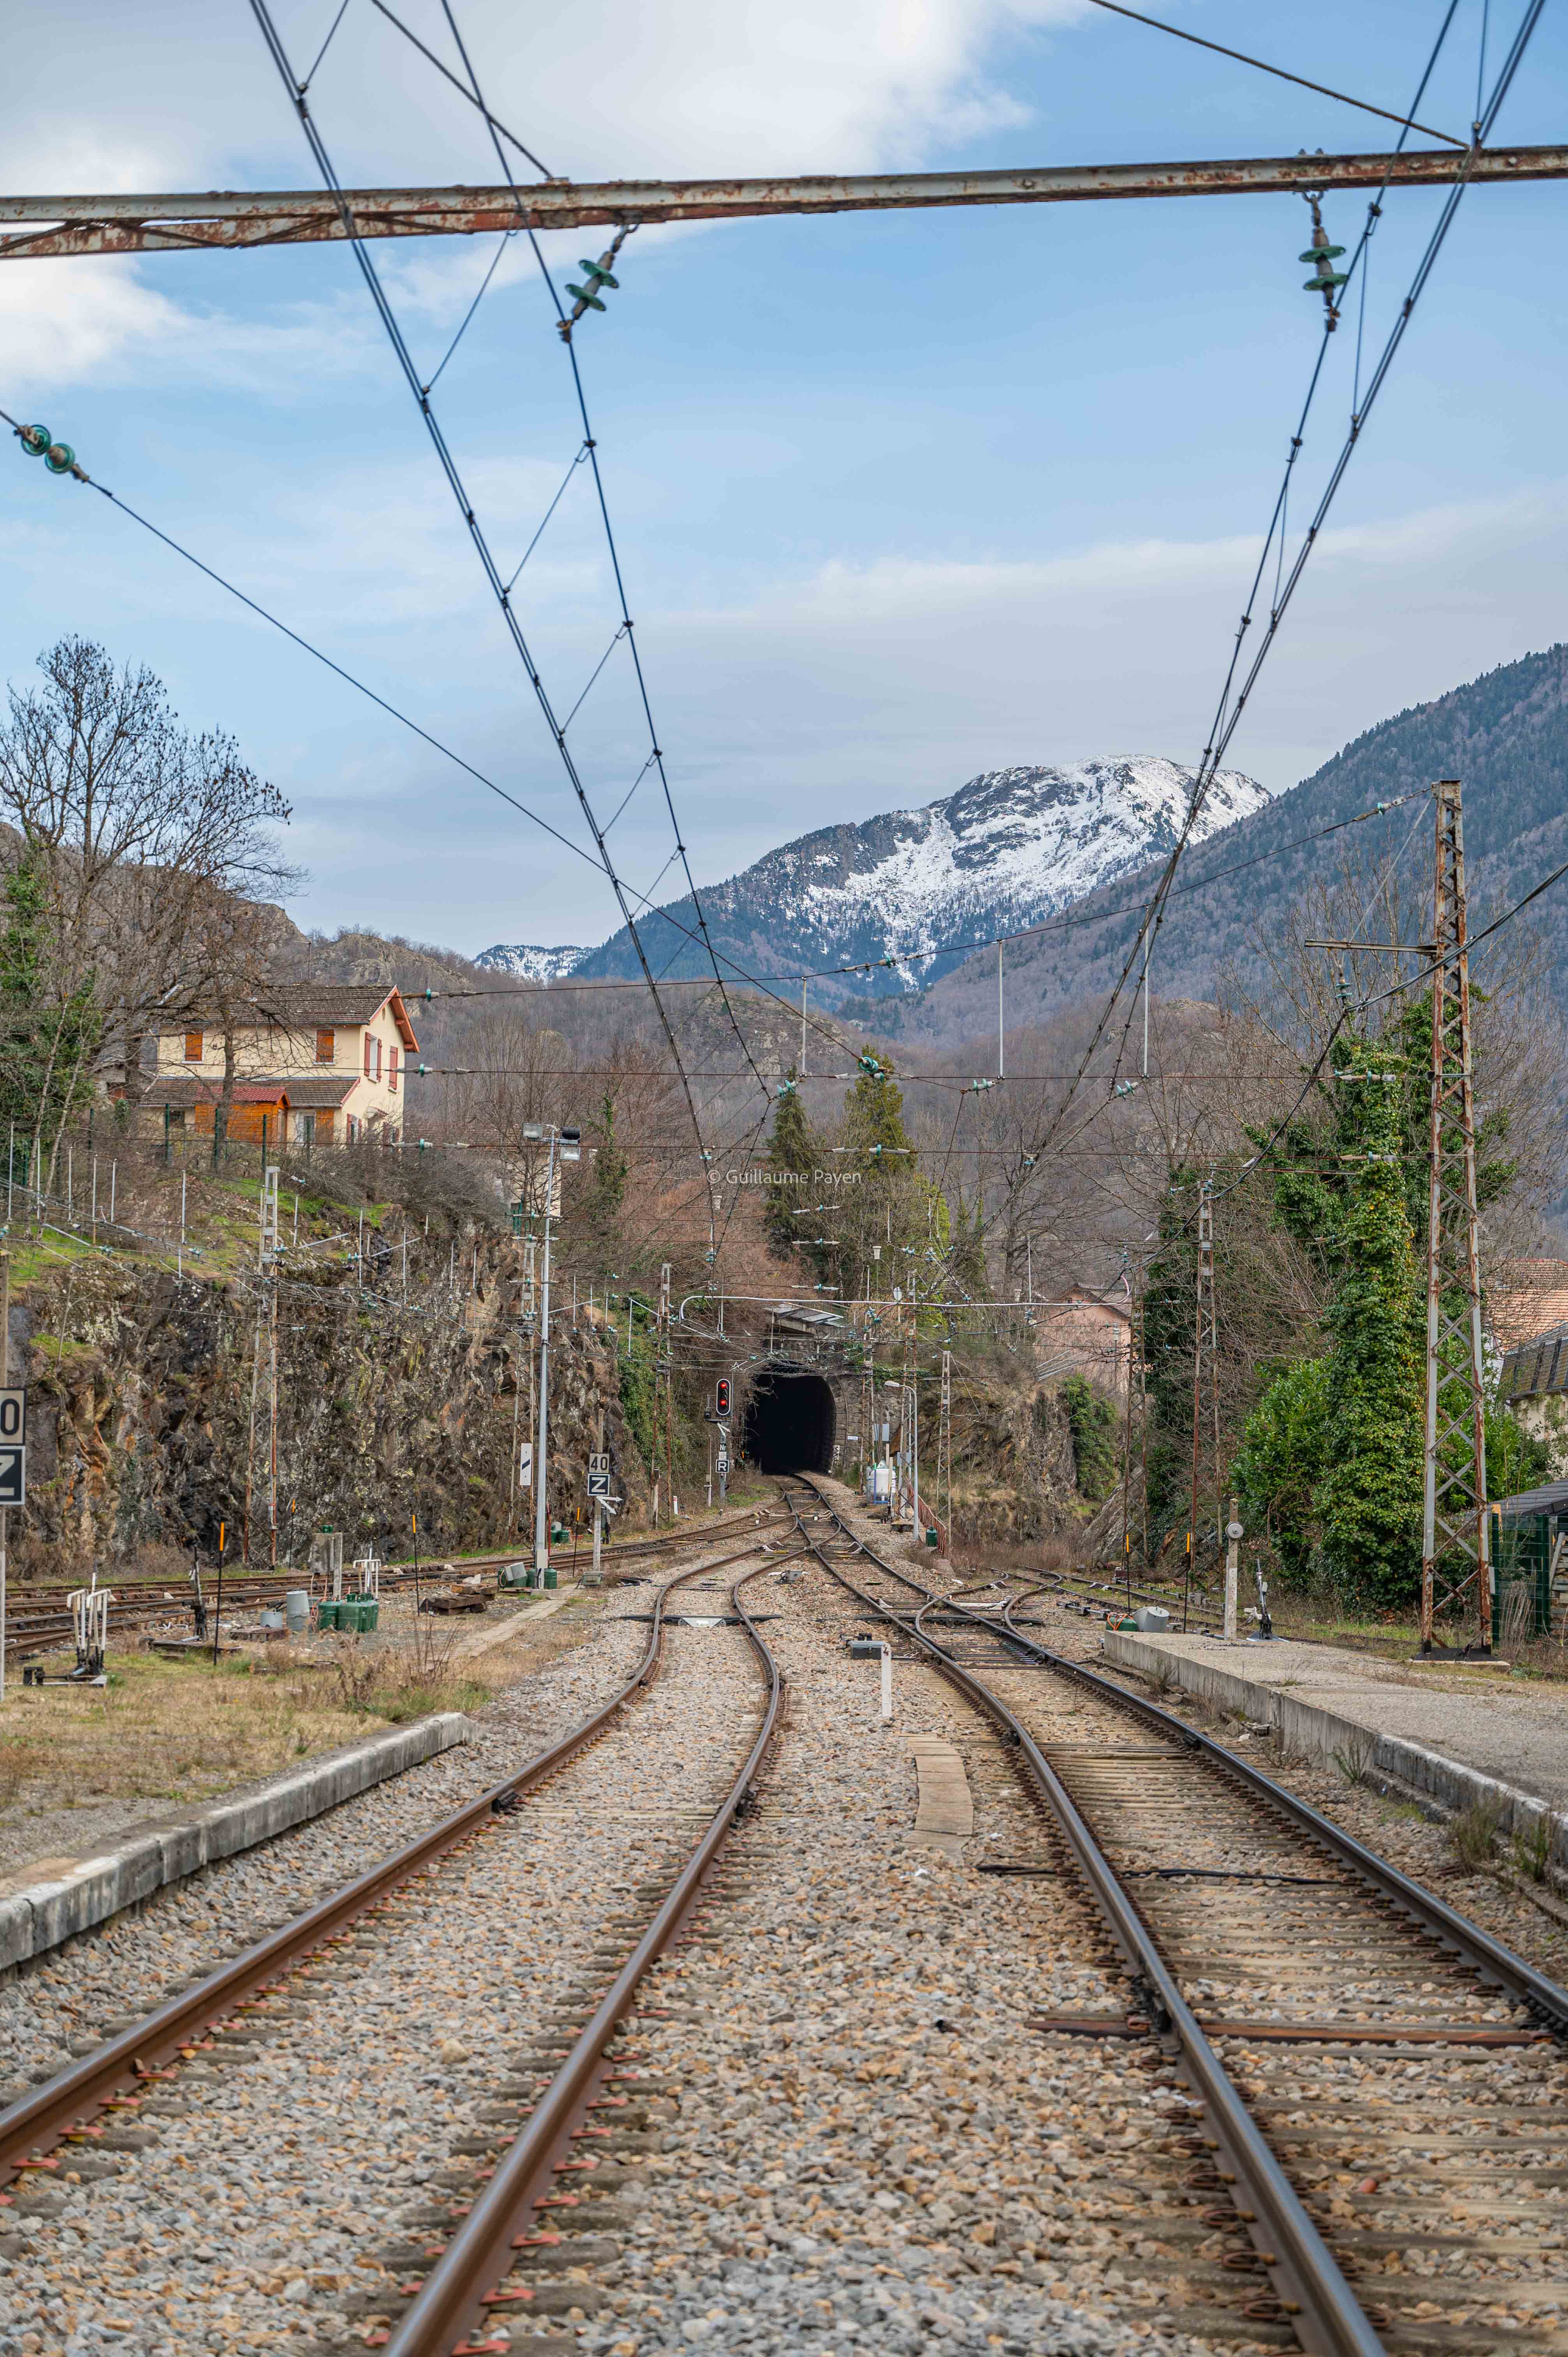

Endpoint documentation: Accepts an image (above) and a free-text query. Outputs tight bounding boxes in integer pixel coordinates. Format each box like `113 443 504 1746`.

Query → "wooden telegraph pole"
1420 780 1493 1655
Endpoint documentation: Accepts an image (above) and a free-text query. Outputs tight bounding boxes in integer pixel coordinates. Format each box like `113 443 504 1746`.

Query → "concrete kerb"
1101 1629 1568 1877
0 1709 470 1974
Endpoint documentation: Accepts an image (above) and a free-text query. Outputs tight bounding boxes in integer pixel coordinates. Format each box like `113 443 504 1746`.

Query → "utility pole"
528 1122 581 1573
0 1248 9 1705
660 1262 675 1518
592 1400 604 1583
1121 1254 1136 1613
1223 1495 1241 1641
1186 1178 1217 1634
532 1127 558 1576
938 1346 952 1553
1420 779 1492 1655
260 1166 281 1569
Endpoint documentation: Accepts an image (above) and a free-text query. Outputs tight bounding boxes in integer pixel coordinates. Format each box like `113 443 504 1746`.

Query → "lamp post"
526 1122 580 1574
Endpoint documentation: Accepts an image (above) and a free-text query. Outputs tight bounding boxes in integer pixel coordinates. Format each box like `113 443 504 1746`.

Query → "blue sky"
3 1 1566 956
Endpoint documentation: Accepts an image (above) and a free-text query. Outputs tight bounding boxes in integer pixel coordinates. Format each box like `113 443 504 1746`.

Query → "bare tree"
0 638 300 1173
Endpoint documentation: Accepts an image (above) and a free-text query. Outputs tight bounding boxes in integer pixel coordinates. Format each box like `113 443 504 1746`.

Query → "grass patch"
1513 1814 1553 1885
0 1646 411 1822
1449 1800 1503 1873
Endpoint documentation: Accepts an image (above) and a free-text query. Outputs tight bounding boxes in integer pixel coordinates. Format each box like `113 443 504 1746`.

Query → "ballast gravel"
547 1536 1246 2357
0 1596 648 2101
0 1586 768 2356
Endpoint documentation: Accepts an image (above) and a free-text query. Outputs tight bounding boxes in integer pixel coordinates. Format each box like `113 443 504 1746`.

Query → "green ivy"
1233 1355 1331 1585
1315 1039 1425 1609
1063 1373 1118 1503
618 1302 658 1470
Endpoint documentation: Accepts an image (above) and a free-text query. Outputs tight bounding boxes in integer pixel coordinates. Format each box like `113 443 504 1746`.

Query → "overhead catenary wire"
247 1 726 1227
430 0 776 1126
1022 0 1541 1171
1085 0 1467 145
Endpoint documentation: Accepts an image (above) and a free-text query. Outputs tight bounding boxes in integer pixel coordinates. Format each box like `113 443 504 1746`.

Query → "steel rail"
801 1483 1568 2035
0 1534 789 2184
1 143 1563 260
780 1480 1379 2357
383 1545 788 2355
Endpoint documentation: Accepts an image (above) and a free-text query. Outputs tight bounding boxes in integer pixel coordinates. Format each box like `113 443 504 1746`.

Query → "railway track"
3 1503 793 1663
0 1522 792 2352
785 1473 1568 2357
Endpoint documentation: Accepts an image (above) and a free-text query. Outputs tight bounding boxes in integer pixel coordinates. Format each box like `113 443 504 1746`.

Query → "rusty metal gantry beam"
1 142 1565 261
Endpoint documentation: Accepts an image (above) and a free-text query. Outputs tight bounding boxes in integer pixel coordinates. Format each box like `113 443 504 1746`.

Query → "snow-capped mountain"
474 942 590 982
569 758 1270 1000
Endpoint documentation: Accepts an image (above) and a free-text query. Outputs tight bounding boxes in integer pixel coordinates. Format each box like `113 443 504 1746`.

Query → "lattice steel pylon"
1420 779 1492 1654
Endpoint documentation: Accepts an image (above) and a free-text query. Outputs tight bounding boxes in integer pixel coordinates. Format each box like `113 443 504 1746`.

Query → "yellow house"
151 986 419 1147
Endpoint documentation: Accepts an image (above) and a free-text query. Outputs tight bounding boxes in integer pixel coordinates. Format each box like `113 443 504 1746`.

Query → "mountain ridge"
480 757 1269 1005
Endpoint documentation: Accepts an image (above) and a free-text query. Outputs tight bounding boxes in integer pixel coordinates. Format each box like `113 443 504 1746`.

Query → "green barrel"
317 1599 339 1631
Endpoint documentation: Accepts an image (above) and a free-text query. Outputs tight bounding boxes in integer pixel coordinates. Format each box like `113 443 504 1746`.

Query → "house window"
316 1027 335 1064
389 1045 399 1092
184 1030 203 1063
347 1114 361 1144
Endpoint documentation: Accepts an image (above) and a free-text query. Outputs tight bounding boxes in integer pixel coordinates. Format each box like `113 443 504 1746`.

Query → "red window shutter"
389 1046 399 1092
364 1034 372 1078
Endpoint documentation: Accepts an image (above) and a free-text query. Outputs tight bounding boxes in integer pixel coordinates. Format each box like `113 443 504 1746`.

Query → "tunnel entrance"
743 1370 836 1475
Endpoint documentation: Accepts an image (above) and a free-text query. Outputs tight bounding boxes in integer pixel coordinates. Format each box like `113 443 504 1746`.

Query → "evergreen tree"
764 1074 822 1271
1139 1169 1200 1542
1233 1354 1332 1584
0 850 100 1170
1315 1039 1426 1608
586 1088 627 1233
839 1053 920 1304
947 1196 988 1299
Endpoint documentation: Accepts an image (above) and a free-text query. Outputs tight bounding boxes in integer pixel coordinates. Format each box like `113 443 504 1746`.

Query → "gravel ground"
0 1559 769 2357
1026 1606 1568 1992
507 1534 1255 2357
0 1586 654 2100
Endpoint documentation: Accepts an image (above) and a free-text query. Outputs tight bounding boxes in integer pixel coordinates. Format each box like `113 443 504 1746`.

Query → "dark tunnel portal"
744 1371 835 1475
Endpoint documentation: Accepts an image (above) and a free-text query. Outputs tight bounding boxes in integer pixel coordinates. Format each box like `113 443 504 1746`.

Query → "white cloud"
0 0 1089 385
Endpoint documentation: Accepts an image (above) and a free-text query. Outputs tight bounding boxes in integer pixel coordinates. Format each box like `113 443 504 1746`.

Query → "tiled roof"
1500 1323 1568 1403
160 984 419 1050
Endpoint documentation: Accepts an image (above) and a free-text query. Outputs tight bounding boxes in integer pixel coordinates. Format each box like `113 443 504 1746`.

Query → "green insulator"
566 283 607 311
1303 270 1349 293
44 442 76 475
18 424 50 457
577 260 618 288
1298 244 1346 263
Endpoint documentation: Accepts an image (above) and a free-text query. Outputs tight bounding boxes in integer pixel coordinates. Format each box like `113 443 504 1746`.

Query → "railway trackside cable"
1024 0 1542 1168
245 3 722 1231
433 0 776 1123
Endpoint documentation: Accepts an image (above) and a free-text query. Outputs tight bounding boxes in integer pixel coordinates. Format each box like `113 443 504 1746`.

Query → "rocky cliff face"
10 1249 649 1576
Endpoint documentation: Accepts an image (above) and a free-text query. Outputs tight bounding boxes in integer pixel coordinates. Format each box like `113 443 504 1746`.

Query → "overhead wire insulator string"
1023 0 1541 1171
433 0 776 1138
245 0 717 1226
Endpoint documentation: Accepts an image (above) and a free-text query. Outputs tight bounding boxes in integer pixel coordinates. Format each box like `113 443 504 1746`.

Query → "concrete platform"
1101 1627 1568 1875
0 1709 469 1972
